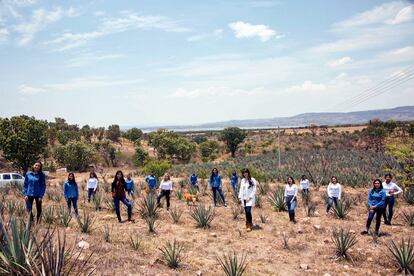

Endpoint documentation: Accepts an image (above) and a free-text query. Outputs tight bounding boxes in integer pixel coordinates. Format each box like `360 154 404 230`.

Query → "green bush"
54 141 96 171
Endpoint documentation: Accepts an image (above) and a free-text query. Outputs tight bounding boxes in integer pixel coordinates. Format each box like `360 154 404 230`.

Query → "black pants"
67 198 78 215
157 190 171 208
244 200 252 225
367 208 384 232
26 196 42 223
88 188 96 202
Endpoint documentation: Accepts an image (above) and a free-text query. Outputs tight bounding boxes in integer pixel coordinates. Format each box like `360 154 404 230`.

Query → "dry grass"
1 170 413 275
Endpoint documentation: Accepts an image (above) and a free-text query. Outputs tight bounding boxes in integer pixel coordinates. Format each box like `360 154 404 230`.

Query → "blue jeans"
231 182 237 191
66 198 78 215
244 201 252 225
327 197 338 212
113 196 132 222
286 196 297 215
301 189 309 201
367 207 384 232
26 196 42 223
212 187 226 206
383 196 395 223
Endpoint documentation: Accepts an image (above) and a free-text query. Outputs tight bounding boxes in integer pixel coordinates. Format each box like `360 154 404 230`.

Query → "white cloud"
327 56 352 67
66 52 124 67
187 29 223 42
0 28 9 44
18 84 46 95
169 86 265 99
390 45 414 55
386 5 414 25
286 81 327 92
334 1 409 29
13 7 78 46
47 11 189 51
17 76 142 94
228 21 278 42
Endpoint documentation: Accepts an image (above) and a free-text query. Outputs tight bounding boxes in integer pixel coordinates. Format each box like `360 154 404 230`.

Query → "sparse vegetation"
216 251 247 276
159 239 185 269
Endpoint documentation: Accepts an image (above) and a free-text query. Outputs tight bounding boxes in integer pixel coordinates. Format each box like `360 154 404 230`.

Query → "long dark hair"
371 179 383 194
287 176 295 185
210 168 219 179
32 161 43 173
89 172 97 179
241 168 254 188
67 172 76 183
112 170 125 185
301 175 306 180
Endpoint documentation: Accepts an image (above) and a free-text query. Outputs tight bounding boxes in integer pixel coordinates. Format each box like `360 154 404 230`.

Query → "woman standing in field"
326 176 342 213
238 168 257 232
361 179 386 235
300 175 310 201
231 171 239 192
87 172 99 202
284 176 298 224
210 168 227 207
145 174 157 192
125 173 135 197
63 172 79 216
382 173 403 225
23 161 46 223
157 173 173 210
111 170 133 223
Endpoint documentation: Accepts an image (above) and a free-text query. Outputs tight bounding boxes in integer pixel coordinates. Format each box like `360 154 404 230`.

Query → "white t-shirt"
300 179 310 190
327 183 341 199
159 180 173 190
87 178 98 190
284 184 298 197
382 181 403 197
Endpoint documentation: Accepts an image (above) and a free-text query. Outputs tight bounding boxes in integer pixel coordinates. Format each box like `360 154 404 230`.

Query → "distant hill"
138 106 414 132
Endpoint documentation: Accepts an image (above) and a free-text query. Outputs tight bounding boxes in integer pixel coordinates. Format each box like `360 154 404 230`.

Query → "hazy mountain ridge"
137 106 414 131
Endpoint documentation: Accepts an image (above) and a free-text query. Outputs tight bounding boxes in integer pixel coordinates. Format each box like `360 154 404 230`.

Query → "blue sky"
0 0 413 127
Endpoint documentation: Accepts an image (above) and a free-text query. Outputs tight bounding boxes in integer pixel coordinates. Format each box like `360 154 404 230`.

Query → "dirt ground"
4 169 409 276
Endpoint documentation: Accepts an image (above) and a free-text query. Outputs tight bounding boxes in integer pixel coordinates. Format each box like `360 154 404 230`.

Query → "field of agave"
171 149 397 188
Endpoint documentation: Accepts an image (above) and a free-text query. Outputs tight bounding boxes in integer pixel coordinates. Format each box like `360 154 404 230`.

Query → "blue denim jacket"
23 171 46 198
231 175 238 185
209 174 222 188
145 175 157 189
368 189 386 208
190 174 198 185
125 179 134 191
63 180 79 199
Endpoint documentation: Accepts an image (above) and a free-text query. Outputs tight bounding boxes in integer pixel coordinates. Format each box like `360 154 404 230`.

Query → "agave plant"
174 189 183 201
331 227 358 259
216 251 247 276
169 206 183 224
15 202 26 217
105 198 116 212
57 206 72 227
77 211 95 234
159 239 185 269
255 194 262 208
268 188 286 212
404 188 414 205
103 225 112 243
144 215 157 233
139 193 159 219
129 234 142 250
93 193 102 211
43 206 55 224
304 201 317 217
5 200 17 216
259 213 268 224
190 205 215 229
402 211 414 227
332 200 351 219
386 238 414 275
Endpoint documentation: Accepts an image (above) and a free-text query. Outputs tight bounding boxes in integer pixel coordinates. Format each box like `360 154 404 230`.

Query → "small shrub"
144 215 157 233
402 211 414 227
268 188 286 212
333 200 351 219
93 193 102 211
43 206 55 224
259 213 268 224
216 251 247 276
139 193 159 219
54 193 62 202
170 206 183 224
190 205 215 228
159 239 185 269
129 234 142 250
331 227 358 259
77 211 95 233
386 238 414 274
404 188 414 205
103 225 111 243
58 206 72 227
174 189 183 200
257 182 269 195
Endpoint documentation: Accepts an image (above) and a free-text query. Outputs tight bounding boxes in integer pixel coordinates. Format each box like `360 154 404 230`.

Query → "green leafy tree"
220 127 247 157
81 125 93 143
93 127 105 141
362 121 387 152
385 143 414 188
93 141 116 167
134 146 149 166
54 141 96 171
0 115 48 173
199 140 220 159
148 129 196 161
123 127 143 142
57 130 81 145
106 124 121 142
143 160 171 179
